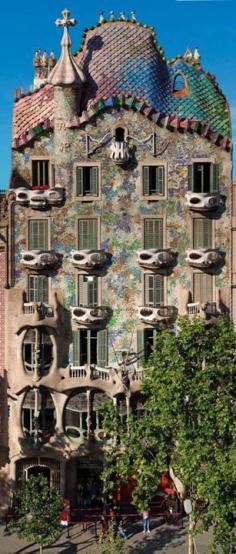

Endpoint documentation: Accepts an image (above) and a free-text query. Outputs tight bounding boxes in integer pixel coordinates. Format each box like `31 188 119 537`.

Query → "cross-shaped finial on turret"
55 8 76 28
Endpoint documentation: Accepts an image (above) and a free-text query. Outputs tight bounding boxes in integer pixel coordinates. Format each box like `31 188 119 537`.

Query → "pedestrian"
143 507 150 534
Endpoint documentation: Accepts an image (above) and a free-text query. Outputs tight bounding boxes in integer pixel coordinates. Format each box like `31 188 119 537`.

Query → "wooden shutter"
78 219 98 249
91 167 98 196
144 274 164 306
97 329 108 368
144 219 163 249
73 331 81 365
211 164 220 193
193 273 213 304
188 165 193 191
193 219 212 249
28 220 48 250
143 166 150 196
156 166 165 195
137 330 145 368
154 275 164 306
78 275 88 306
37 275 48 303
76 167 84 196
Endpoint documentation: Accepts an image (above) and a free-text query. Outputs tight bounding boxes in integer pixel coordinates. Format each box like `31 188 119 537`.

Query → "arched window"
64 389 111 442
115 127 125 142
22 387 55 443
173 73 188 96
22 327 53 375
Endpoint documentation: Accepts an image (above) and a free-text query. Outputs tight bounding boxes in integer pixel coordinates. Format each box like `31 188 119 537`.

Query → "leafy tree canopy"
102 317 236 554
11 474 63 553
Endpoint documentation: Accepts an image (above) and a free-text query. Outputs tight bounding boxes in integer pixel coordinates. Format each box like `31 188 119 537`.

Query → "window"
28 275 48 304
78 275 98 307
188 163 219 193
28 219 49 250
193 273 213 304
115 127 125 141
73 329 108 367
76 166 99 197
78 219 98 250
22 387 55 442
137 329 157 365
130 393 145 419
193 219 212 249
144 218 163 249
143 165 165 197
22 328 53 375
144 274 164 306
173 74 188 96
64 388 111 441
32 160 49 188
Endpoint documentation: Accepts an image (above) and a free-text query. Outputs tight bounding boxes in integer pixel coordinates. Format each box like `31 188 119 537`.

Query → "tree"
11 474 64 554
98 529 129 554
102 316 236 554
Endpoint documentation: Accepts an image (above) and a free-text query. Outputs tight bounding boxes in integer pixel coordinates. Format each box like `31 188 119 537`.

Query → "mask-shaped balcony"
15 187 64 208
110 141 130 165
138 249 177 270
186 248 224 269
71 306 108 326
70 250 108 270
21 250 59 270
185 192 221 211
138 305 177 325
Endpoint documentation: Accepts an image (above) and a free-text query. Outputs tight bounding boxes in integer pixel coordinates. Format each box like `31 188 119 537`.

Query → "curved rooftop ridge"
12 93 231 151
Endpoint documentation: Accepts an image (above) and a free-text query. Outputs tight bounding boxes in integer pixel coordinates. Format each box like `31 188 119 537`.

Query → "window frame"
139 160 167 200
27 218 50 251
192 272 215 305
31 156 54 189
142 215 166 249
143 273 165 307
77 274 101 307
188 158 219 194
28 274 49 304
74 162 101 201
76 216 100 251
192 217 214 249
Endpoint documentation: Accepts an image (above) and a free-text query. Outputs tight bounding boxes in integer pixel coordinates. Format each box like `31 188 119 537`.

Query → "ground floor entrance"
65 458 103 507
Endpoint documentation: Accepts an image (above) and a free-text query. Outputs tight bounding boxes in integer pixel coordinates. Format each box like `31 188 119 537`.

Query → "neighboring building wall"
232 180 236 324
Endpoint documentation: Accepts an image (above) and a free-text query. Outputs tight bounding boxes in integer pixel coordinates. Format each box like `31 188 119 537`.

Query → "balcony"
71 306 108 326
69 365 111 382
70 249 108 270
21 250 59 270
187 301 219 319
110 141 130 165
15 187 64 208
185 192 221 212
138 305 177 325
138 249 177 270
186 248 224 269
16 292 59 332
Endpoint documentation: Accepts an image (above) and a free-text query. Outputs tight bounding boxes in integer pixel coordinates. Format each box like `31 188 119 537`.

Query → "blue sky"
1 0 235 188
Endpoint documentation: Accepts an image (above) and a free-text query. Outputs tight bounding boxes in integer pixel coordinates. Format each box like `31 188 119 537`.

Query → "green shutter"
76 167 84 196
97 329 108 368
154 275 164 306
28 220 48 250
78 219 98 249
78 275 88 306
144 274 154 306
188 165 193 191
144 219 163 250
211 164 220 193
137 330 145 368
73 331 81 365
193 219 212 249
91 167 98 196
156 166 165 195
143 166 150 196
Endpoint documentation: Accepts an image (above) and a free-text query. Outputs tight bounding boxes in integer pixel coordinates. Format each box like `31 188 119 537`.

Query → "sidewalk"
0 519 212 553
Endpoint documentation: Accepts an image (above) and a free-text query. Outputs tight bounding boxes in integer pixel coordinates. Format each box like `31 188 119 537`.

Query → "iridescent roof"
12 18 231 149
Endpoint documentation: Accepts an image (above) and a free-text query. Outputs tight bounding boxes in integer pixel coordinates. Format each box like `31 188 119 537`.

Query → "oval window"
22 327 53 375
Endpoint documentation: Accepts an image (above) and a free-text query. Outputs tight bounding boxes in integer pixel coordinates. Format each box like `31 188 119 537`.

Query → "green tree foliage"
98 529 129 554
11 474 64 554
102 317 236 553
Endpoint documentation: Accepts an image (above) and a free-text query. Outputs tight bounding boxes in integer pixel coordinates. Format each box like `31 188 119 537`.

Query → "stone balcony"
138 249 177 270
185 192 221 212
138 305 177 325
70 249 109 270
16 292 60 332
15 186 64 208
185 248 224 269
21 250 59 270
71 306 109 326
61 364 145 395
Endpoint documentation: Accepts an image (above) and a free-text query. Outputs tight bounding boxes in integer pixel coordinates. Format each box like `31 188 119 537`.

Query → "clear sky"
1 0 235 188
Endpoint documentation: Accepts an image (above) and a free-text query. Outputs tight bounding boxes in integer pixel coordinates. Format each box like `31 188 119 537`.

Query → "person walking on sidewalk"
143 507 150 534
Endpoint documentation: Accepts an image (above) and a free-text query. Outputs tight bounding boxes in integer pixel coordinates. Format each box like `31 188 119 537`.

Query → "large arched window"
22 327 53 375
64 389 111 442
22 387 55 443
172 73 188 97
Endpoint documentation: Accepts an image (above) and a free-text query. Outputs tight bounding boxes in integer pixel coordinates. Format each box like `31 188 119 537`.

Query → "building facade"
1 9 234 506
